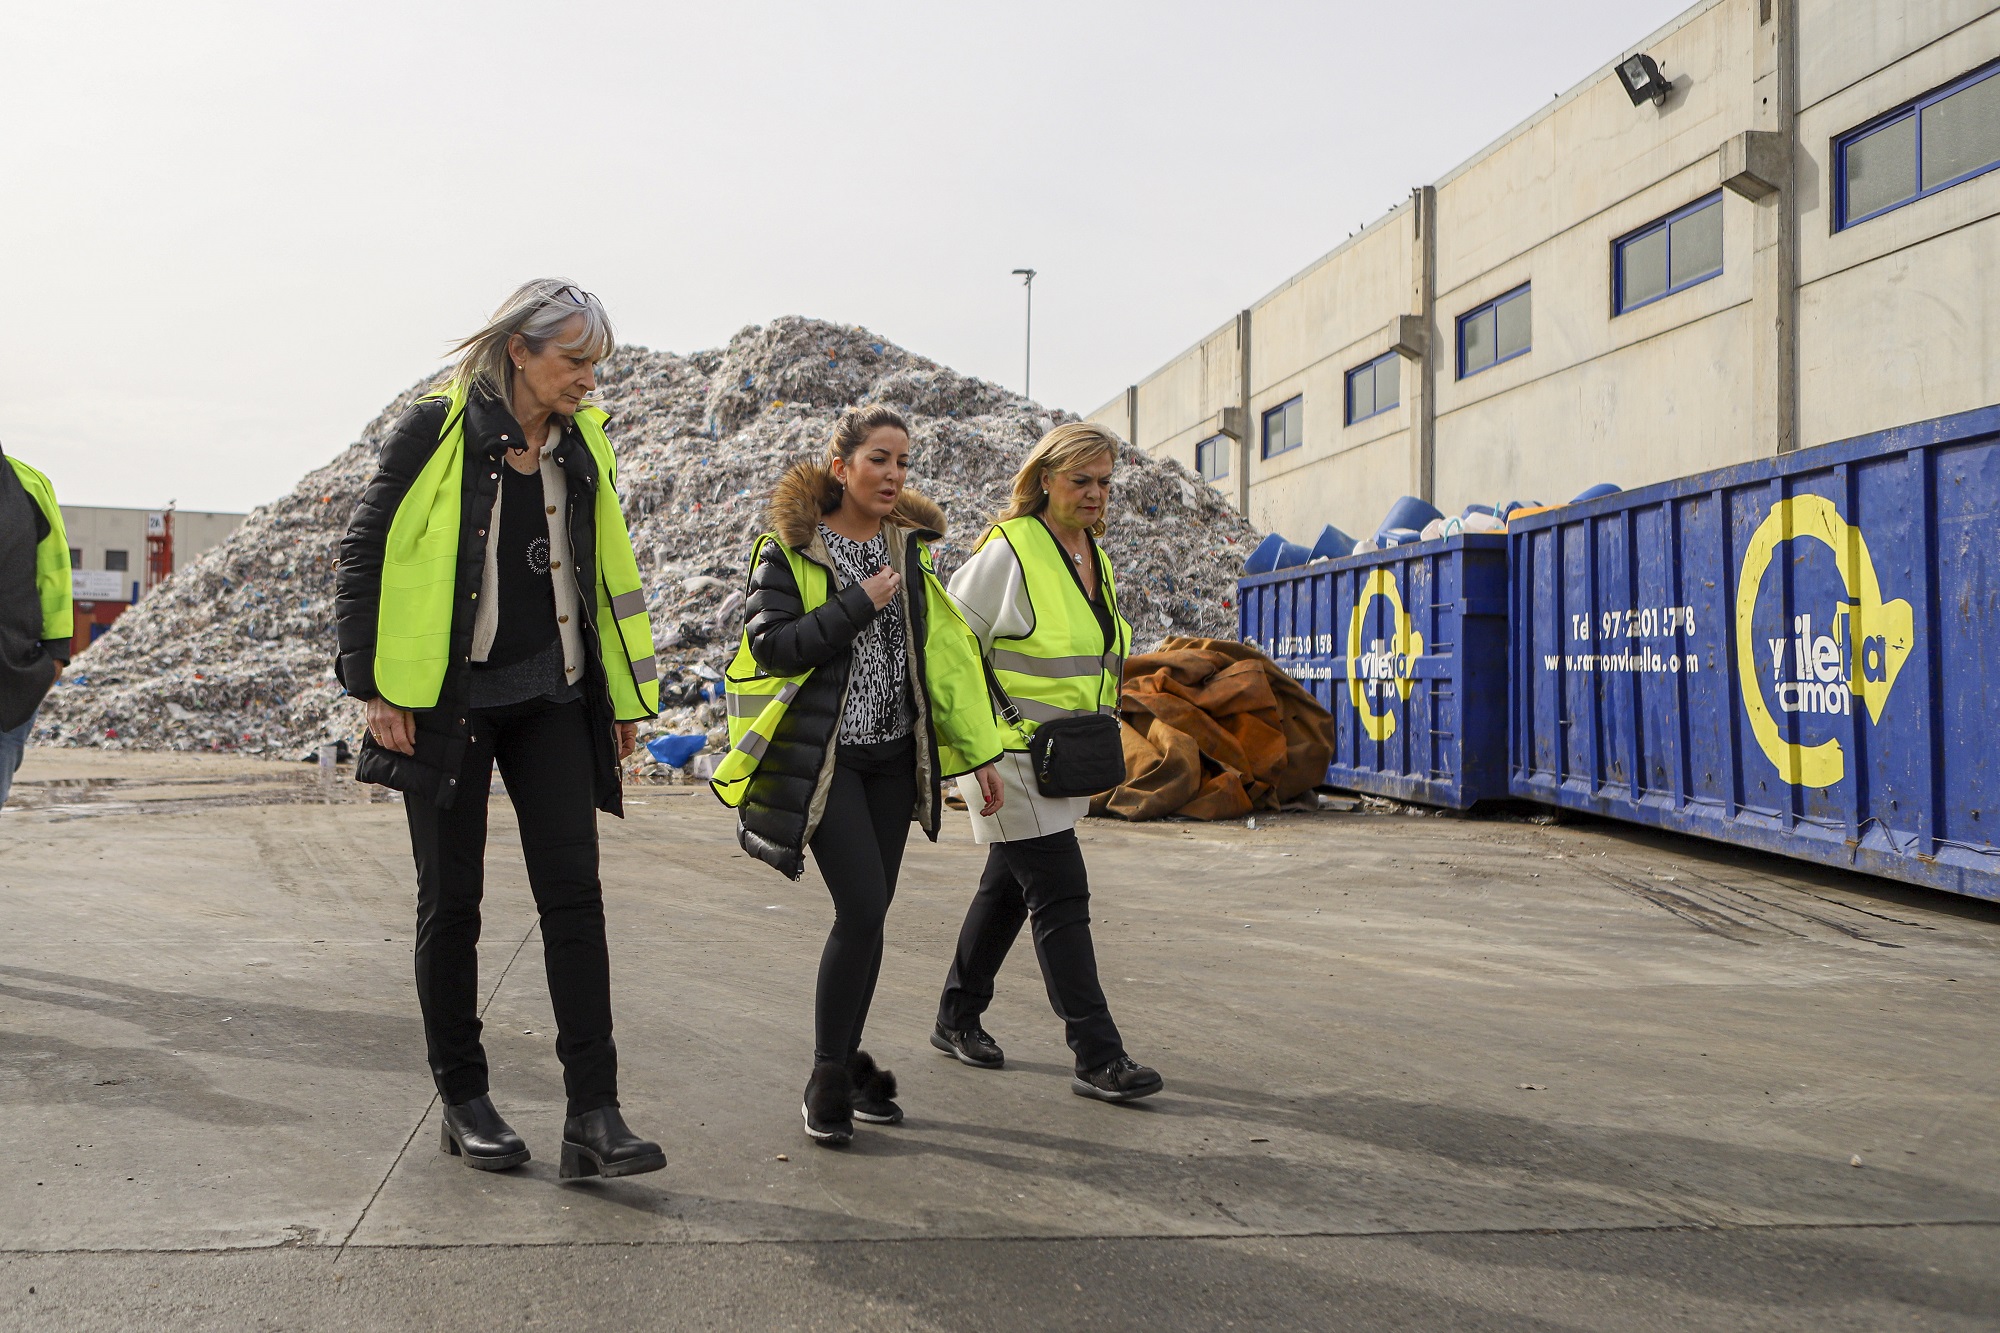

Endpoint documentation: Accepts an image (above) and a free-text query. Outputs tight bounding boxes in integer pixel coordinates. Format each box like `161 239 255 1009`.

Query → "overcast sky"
1 0 1692 513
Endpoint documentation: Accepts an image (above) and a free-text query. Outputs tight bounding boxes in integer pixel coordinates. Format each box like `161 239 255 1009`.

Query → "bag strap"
979 654 1024 729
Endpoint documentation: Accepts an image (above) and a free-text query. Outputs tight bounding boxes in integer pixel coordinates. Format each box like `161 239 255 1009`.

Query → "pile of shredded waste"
37 317 1262 758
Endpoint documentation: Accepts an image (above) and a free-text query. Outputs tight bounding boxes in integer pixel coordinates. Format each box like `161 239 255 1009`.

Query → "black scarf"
0 445 58 730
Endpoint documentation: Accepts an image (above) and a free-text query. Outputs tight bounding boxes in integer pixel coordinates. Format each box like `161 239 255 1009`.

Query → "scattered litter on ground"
38 317 1261 757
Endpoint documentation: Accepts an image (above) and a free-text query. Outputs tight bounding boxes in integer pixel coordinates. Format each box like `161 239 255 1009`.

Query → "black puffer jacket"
736 459 951 879
333 387 624 815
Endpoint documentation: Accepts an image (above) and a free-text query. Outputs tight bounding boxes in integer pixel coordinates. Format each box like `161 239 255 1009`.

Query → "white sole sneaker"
801 1101 852 1144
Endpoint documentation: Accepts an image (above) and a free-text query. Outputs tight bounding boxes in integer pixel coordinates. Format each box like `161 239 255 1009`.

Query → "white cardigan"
947 535 1092 844
469 426 586 688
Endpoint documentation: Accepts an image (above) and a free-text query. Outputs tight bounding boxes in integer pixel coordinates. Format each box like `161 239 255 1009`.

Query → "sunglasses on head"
553 284 597 309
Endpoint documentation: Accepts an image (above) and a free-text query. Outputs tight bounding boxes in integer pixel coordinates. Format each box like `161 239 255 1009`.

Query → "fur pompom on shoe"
802 1061 853 1145
847 1050 903 1125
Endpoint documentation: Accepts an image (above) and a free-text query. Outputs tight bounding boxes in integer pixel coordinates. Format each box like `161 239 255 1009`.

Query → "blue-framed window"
1345 352 1400 424
1837 59 2000 230
1457 284 1530 378
1615 193 1723 314
1261 396 1303 459
1195 434 1228 480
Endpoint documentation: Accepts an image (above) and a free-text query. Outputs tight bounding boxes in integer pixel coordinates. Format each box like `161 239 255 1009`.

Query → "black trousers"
806 736 915 1066
403 696 618 1117
937 829 1124 1072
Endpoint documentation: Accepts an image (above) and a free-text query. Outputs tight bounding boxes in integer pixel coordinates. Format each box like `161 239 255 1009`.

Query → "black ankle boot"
440 1094 530 1171
559 1106 666 1179
802 1061 853 1145
847 1050 902 1125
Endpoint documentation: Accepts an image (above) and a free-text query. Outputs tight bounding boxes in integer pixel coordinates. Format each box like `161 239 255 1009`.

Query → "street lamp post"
1011 268 1037 400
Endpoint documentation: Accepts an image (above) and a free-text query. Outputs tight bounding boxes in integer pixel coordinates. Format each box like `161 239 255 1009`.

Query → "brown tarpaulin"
1090 636 1335 821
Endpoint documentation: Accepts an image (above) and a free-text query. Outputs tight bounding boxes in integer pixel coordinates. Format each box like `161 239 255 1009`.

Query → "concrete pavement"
1 749 1996 1329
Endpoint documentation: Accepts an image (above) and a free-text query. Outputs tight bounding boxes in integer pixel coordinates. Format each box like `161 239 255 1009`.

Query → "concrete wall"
1243 209 1417 542
1134 321 1242 480
1089 0 2000 544
1431 0 1758 512
1084 390 1134 454
1796 3 2000 446
1089 318 1243 497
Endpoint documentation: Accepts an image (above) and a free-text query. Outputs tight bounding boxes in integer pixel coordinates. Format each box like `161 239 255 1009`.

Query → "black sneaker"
847 1050 902 1125
930 1022 1005 1069
801 1061 853 1145
1071 1055 1164 1103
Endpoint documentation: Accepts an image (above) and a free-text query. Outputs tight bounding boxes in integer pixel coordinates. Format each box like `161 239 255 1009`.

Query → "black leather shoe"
439 1094 530 1171
931 1022 1005 1069
1071 1055 1164 1103
559 1106 666 1179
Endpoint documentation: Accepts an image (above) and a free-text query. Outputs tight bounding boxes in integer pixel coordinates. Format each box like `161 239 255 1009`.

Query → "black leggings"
403 696 617 1117
806 736 916 1066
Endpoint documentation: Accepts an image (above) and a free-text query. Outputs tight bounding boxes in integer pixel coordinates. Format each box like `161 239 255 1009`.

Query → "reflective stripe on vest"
987 516 1130 743
573 408 662 719
710 536 827 809
372 382 660 717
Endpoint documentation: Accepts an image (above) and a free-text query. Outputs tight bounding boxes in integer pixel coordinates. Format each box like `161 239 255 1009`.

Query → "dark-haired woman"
711 405 1005 1146
336 279 667 1179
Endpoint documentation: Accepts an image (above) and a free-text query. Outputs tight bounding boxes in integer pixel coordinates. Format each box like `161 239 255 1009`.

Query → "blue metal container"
1509 405 2000 902
1239 535 1509 808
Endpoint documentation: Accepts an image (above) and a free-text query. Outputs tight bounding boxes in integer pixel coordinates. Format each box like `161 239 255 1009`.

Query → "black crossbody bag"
981 658 1127 799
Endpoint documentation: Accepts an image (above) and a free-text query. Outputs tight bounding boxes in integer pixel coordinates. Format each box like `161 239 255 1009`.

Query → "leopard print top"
819 524 914 745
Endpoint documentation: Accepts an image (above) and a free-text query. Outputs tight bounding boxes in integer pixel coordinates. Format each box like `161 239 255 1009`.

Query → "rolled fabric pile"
1091 636 1334 821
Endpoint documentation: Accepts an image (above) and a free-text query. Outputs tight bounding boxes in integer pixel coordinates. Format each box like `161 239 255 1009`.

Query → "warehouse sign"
1346 569 1424 741
1734 494 1913 789
72 569 128 601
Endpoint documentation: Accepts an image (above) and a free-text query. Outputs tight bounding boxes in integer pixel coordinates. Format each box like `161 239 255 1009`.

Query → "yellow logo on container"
1734 495 1913 788
1347 570 1424 741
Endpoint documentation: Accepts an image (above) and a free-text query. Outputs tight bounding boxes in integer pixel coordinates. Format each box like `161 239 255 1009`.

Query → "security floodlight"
1617 53 1670 107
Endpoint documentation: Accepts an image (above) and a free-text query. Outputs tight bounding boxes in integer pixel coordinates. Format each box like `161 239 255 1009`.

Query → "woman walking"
930 423 1163 1102
711 405 1004 1146
336 278 667 1179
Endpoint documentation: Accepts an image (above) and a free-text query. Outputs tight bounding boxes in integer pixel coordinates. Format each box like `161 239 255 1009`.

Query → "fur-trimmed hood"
766 457 946 550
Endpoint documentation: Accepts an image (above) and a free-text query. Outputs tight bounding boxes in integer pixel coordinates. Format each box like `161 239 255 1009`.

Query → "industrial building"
60 504 244 654
1089 0 2000 544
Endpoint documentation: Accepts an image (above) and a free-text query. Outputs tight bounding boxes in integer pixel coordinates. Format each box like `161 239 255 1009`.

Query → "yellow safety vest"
984 516 1130 749
7 456 73 647
373 383 660 718
711 533 1000 807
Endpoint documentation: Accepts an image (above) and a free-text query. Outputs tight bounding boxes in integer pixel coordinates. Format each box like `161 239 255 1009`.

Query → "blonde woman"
930 423 1163 1102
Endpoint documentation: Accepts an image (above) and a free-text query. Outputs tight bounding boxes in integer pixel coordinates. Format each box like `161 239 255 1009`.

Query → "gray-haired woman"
335 279 667 1179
